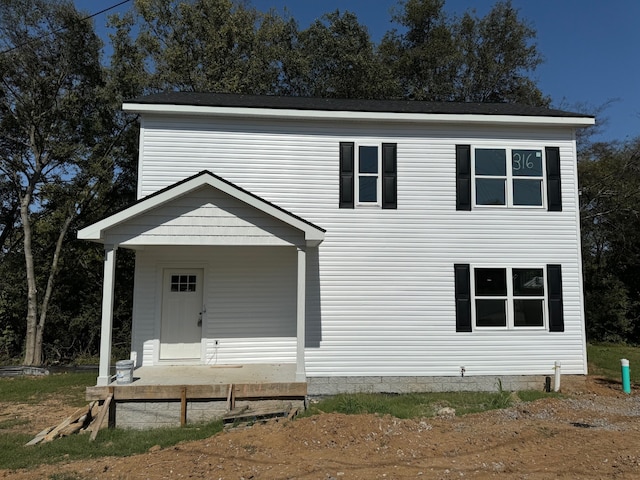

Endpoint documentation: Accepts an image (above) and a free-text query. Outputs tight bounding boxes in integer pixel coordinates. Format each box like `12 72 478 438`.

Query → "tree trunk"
32 212 74 366
21 193 39 366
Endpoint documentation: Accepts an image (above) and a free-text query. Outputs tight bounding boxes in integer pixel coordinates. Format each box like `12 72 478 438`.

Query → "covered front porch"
93 363 299 387
78 171 325 392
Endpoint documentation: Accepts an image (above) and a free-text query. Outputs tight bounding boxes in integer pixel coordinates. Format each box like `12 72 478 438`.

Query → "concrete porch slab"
86 363 305 403
122 363 298 386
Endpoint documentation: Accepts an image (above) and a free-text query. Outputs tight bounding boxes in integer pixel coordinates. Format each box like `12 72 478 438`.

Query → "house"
79 92 594 402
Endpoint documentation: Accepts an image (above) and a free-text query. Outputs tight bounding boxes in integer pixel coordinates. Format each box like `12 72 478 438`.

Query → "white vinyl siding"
132 246 296 366
106 186 303 247
133 114 586 377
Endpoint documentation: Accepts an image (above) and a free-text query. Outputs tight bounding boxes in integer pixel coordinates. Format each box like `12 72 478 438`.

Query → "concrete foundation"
88 365 587 429
116 398 305 429
307 374 586 395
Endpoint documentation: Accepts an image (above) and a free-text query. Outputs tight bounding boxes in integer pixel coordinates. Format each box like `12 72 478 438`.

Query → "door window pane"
171 274 197 292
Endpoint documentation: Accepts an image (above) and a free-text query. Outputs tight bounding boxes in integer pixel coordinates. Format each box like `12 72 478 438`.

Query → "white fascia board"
122 103 596 128
77 174 325 243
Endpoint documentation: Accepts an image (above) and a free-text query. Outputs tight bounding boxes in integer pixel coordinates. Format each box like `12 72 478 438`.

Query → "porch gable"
78 170 325 247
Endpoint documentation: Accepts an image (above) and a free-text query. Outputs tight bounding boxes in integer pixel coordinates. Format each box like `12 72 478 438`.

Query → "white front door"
160 268 204 360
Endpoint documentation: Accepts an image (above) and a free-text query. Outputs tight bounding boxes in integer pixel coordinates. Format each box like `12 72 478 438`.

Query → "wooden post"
227 384 235 411
107 387 116 429
180 386 187 426
296 246 306 382
97 245 117 386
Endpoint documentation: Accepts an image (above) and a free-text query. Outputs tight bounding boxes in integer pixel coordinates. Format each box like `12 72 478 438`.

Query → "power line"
0 0 133 55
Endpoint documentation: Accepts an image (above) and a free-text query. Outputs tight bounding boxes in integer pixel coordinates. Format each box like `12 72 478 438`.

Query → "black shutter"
456 145 471 211
547 264 564 332
454 264 472 332
382 143 397 209
339 142 354 208
546 147 562 211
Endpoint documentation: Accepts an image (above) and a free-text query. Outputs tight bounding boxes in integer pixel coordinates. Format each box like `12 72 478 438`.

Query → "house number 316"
512 151 539 171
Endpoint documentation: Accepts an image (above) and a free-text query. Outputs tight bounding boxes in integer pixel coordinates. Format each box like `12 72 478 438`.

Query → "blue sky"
76 0 640 143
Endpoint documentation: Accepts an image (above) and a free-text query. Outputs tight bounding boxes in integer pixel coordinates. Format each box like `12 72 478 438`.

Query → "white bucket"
115 360 134 384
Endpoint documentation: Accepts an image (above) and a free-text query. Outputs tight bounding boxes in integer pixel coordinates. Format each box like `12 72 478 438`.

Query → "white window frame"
355 143 382 207
472 146 546 209
470 265 547 330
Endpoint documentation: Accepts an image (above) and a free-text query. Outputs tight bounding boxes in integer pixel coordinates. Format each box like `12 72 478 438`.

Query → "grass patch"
0 420 224 470
0 417 30 429
587 343 640 384
48 474 89 480
0 372 96 406
305 387 520 419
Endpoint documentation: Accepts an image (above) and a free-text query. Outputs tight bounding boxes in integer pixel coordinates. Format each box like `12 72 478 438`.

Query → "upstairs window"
340 142 397 209
357 145 380 204
474 148 544 207
456 145 561 211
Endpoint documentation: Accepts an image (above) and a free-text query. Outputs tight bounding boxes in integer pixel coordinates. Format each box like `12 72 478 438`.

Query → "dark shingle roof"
126 92 592 119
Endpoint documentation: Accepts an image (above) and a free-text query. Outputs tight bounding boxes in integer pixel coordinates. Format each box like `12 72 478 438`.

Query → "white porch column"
97 245 117 386
296 246 306 382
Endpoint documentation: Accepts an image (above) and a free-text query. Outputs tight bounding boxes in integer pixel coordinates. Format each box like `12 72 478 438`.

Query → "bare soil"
2 376 640 479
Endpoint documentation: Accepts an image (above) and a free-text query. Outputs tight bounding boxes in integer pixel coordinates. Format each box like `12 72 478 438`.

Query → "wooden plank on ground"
287 406 299 420
89 393 113 442
25 426 55 446
42 405 91 443
59 421 85 437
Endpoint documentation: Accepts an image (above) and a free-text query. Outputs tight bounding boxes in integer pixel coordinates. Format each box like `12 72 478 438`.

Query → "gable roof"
123 92 595 127
78 170 326 245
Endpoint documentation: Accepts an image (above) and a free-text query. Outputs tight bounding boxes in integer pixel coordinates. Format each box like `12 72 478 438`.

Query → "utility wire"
0 0 133 55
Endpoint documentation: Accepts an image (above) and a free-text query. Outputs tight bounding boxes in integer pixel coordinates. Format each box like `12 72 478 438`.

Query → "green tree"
297 10 393 99
0 0 124 365
110 0 259 93
379 0 459 100
579 139 640 343
379 0 547 105
455 2 547 104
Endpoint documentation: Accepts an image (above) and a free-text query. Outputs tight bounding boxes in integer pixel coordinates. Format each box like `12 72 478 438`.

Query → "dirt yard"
2 376 640 479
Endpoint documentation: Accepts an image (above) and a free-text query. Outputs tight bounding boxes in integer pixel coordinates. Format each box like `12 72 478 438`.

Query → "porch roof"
78 170 326 247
